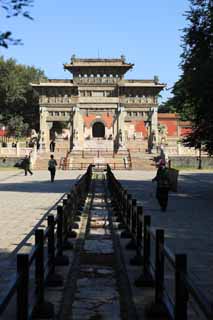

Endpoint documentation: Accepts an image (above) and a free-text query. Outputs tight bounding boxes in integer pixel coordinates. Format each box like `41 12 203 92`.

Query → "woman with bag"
48 154 57 182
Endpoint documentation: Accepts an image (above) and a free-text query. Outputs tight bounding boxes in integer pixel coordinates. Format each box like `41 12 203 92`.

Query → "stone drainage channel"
59 172 137 320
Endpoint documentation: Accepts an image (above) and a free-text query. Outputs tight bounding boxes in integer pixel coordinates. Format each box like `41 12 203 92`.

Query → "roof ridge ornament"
71 54 76 62
120 54 126 62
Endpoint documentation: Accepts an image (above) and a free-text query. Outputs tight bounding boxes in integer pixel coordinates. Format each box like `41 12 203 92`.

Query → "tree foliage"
7 115 29 137
0 0 33 48
0 56 46 136
165 0 213 154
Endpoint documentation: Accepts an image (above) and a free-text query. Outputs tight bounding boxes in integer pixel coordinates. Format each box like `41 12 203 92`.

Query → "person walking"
23 155 33 176
48 154 57 182
152 160 170 211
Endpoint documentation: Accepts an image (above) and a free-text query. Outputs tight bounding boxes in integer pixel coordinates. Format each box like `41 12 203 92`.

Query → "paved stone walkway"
59 174 137 320
1 168 213 318
114 170 213 298
72 178 121 320
0 169 81 300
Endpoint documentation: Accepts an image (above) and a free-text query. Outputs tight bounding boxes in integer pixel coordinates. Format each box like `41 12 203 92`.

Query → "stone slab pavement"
1 168 213 317
114 170 213 298
0 169 82 300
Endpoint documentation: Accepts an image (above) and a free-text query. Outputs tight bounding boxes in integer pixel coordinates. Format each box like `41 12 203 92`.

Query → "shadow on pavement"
0 179 76 193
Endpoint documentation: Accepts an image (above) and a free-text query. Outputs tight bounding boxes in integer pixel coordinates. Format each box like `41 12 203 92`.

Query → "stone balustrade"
0 144 37 165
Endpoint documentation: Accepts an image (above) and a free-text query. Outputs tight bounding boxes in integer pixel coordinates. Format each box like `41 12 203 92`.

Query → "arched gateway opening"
92 122 105 138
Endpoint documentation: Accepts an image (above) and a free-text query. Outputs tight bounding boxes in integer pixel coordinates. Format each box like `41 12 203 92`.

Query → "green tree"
159 78 194 120
166 0 213 154
181 0 213 153
0 56 46 133
0 0 33 48
7 115 29 138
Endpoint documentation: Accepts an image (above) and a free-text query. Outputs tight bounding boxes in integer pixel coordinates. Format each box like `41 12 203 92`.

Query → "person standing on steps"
48 154 57 182
152 159 170 211
50 140 56 152
23 155 33 176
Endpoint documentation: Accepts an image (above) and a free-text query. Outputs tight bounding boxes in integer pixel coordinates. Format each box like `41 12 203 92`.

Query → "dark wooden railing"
107 164 213 320
0 165 92 319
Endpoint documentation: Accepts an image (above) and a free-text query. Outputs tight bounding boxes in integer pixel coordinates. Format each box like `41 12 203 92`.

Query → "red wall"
133 120 148 137
83 113 113 129
0 129 6 137
83 113 192 139
180 127 192 136
158 114 192 138
158 119 177 136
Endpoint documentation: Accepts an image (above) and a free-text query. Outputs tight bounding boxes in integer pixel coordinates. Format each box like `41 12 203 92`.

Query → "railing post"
126 196 133 229
63 199 68 237
135 215 154 287
175 254 188 320
32 229 55 318
130 199 137 235
35 229 45 305
55 205 69 265
130 206 143 265
143 215 151 275
57 205 63 255
17 254 29 320
121 194 132 238
48 215 55 274
64 196 77 242
126 199 137 250
46 214 63 287
155 229 164 305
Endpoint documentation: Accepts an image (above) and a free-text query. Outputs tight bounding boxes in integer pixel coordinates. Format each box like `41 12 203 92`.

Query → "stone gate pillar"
117 105 127 150
114 106 126 150
39 107 49 150
73 106 84 150
151 106 158 150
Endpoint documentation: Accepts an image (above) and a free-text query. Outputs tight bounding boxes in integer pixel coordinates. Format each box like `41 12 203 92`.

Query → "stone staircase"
34 150 68 170
34 138 69 170
65 149 131 170
126 138 147 153
34 149 156 171
130 151 156 170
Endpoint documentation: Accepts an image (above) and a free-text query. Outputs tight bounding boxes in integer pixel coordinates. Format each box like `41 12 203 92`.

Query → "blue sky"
1 0 190 102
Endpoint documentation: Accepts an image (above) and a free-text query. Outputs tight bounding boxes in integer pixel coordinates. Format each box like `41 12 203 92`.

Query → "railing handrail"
184 273 213 318
0 277 19 314
0 165 93 318
106 164 213 320
63 162 131 170
148 218 212 318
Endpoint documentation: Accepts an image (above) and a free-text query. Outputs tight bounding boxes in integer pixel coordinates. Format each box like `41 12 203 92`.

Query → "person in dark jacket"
48 155 57 182
152 160 170 211
22 155 33 176
50 140 56 152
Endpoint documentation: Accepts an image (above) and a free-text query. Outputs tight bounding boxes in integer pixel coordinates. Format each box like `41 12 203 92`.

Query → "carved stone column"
117 105 127 151
73 106 84 150
151 106 158 151
39 107 49 150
